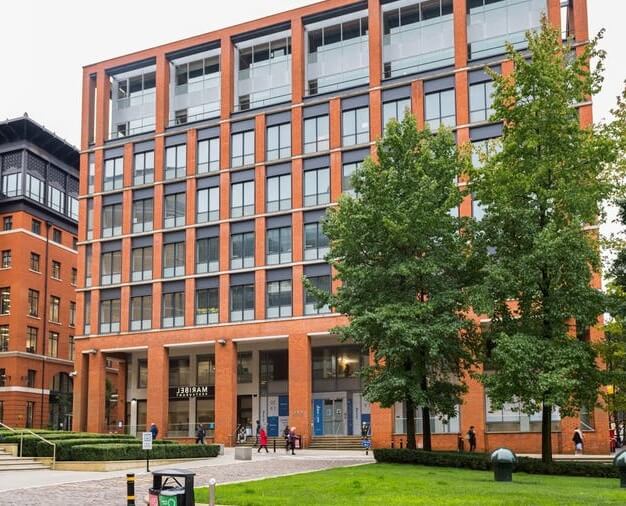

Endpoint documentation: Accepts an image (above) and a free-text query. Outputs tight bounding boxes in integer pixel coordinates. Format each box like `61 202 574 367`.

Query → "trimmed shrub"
373 449 619 479
35 438 176 459
2 432 136 457
70 443 220 461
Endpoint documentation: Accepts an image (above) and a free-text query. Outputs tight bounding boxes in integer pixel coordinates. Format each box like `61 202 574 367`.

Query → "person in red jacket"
257 426 269 453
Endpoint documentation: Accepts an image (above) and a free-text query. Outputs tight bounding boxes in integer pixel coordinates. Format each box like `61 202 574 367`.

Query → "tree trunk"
406 397 417 449
422 405 432 451
541 403 553 464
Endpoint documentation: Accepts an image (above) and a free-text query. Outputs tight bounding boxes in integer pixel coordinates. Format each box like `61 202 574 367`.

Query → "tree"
471 18 620 463
311 114 481 450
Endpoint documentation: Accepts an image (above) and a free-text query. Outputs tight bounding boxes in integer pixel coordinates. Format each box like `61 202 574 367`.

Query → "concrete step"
0 462 50 471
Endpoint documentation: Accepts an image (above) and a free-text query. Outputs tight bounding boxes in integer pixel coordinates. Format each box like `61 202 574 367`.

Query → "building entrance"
313 395 346 436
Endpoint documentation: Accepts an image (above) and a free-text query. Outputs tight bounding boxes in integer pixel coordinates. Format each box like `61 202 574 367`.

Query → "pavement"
0 448 374 505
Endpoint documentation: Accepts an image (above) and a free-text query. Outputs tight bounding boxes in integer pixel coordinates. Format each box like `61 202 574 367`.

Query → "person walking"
196 424 206 445
467 426 477 452
255 420 261 446
257 426 269 453
150 422 159 441
283 425 290 453
573 426 584 455
288 427 297 455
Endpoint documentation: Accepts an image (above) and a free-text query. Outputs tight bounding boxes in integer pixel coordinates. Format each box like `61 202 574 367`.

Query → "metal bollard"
126 473 135 506
208 478 217 506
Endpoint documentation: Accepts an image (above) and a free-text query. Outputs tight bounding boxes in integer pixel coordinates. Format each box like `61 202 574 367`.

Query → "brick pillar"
215 340 237 446
546 0 561 29
72 350 89 432
147 345 169 438
411 80 424 130
368 0 382 88
291 17 305 103
461 371 486 451
288 334 312 446
86 351 106 433
453 0 468 68
369 354 393 448
455 70 469 127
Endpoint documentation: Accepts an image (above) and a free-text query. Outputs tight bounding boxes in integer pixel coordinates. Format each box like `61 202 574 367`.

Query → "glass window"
50 260 61 279
164 193 186 228
165 145 187 180
169 357 190 386
231 130 255 167
102 204 122 237
30 253 40 272
49 296 60 323
1 250 11 269
342 107 369 146
27 289 39 317
0 288 9 315
88 153 95 193
383 98 411 127
237 351 253 382
230 232 255 269
3 216 12 231
31 219 41 235
132 198 153 233
162 292 185 328
133 151 154 185
425 88 456 129
101 251 121 285
303 168 330 207
198 138 220 173
266 123 291 161
130 295 152 331
230 285 255 322
24 175 44 204
342 161 362 195
266 174 291 212
1 173 22 197
0 326 8 352
68 196 79 221
131 246 153 281
71 268 77 285
303 115 330 153
472 194 486 221
197 355 216 385
231 181 255 218
52 228 62 244
196 237 219 274
163 242 185 278
69 301 76 327
104 157 124 191
469 81 495 123
26 327 37 353
86 199 94 239
197 187 220 223
85 246 92 287
100 298 121 333
47 332 59 358
260 350 288 382
137 359 148 388
196 288 219 325
84 293 91 335
266 280 292 318
304 275 331 315
266 226 292 265
47 186 65 214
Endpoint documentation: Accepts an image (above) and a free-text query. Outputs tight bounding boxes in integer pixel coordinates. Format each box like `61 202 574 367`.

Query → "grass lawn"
195 463 626 505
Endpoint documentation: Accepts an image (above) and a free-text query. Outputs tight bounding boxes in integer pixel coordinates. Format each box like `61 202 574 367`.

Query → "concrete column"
215 340 237 446
86 351 106 433
147 345 169 438
288 334 312 446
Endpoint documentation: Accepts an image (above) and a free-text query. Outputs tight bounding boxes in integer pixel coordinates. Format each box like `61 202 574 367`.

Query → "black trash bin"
151 468 196 506
490 448 516 482
613 450 626 488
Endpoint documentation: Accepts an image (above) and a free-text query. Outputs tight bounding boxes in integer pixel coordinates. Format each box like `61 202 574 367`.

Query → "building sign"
169 385 214 399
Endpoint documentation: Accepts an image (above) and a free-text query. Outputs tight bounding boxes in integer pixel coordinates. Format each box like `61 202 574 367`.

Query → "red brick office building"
73 0 607 452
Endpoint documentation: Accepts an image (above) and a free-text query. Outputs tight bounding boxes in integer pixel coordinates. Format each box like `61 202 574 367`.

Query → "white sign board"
142 432 153 450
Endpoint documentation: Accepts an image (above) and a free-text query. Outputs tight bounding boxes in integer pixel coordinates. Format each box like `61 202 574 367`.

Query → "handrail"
1 422 56 469
0 421 18 434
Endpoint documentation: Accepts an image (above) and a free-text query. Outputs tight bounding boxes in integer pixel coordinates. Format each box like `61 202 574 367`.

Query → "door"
237 395 253 433
322 398 345 435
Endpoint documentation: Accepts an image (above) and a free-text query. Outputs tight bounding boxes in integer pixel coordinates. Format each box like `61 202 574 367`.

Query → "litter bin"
150 469 196 506
613 450 626 488
491 448 516 482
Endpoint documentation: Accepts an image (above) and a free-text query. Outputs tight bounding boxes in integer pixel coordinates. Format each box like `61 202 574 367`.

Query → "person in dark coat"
288 427 297 455
196 425 206 445
467 426 476 452
150 422 159 440
283 425 290 453
257 426 269 453
255 419 261 446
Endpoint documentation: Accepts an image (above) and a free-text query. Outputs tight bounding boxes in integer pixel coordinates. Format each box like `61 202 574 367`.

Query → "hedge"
1 433 136 457
35 438 175 460
373 449 619 479
70 443 220 461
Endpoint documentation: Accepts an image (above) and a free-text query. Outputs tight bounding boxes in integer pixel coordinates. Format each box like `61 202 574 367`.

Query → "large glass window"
304 275 331 315
0 326 8 352
196 237 219 274
231 130 255 167
237 352 254 383
27 289 39 317
469 81 495 123
169 357 190 386
197 138 220 174
162 291 184 328
131 246 153 281
164 193 186 228
0 288 9 315
26 327 37 353
266 174 291 212
342 107 369 146
88 154 95 193
101 251 121 285
102 203 122 237
100 298 121 333
47 186 65 214
197 187 219 223
266 123 291 161
69 196 79 221
172 54 221 124
266 280 292 318
231 181 255 218
49 296 60 323
304 168 330 207
130 295 152 331
425 89 456 129
383 98 411 127
111 69 156 139
260 350 288 382
485 395 561 432
137 359 148 388
230 285 255 322
342 161 362 195
163 242 185 278
303 115 330 153
1 173 21 197
230 232 255 269
196 288 219 325
266 227 292 265
197 355 216 385
165 145 187 180
25 174 45 203
132 198 153 233
394 403 460 434
104 157 124 191
47 332 58 358
133 151 154 185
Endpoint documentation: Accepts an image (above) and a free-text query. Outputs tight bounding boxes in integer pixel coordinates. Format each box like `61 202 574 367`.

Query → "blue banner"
313 399 324 436
347 398 353 435
268 416 279 437
278 395 289 417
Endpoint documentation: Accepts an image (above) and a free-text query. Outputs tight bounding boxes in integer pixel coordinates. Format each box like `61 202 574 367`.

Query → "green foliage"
34 437 175 460
309 112 481 449
470 17 620 462
70 443 219 461
0 432 136 457
373 449 619 478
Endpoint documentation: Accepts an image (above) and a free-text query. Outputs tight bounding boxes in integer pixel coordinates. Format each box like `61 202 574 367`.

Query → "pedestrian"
257 426 269 453
255 419 261 446
196 424 206 445
283 425 290 453
573 426 584 455
288 426 297 455
467 426 477 452
457 433 465 452
619 421 625 448
610 422 617 453
150 422 159 441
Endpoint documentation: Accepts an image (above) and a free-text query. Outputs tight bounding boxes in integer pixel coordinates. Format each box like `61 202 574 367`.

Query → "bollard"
400 440 403 449
209 478 217 506
491 448 516 482
391 441 394 449
126 473 135 506
614 451 626 487
273 439 276 453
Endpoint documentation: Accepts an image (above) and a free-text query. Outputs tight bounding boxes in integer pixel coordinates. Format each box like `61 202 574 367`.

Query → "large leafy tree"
471 18 620 463
313 114 481 450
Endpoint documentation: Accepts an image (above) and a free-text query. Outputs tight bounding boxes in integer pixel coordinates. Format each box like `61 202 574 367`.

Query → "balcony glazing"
110 66 156 139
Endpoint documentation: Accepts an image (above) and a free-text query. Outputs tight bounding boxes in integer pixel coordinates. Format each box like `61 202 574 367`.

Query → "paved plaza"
0 449 373 505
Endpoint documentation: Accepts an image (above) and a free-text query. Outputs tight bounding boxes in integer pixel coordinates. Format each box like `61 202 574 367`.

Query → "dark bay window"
231 180 255 218
133 150 154 185
266 279 292 318
132 198 153 233
198 137 220 173
130 295 152 331
165 144 186 180
260 350 288 382
303 115 329 153
164 193 186 228
230 231 255 269
101 251 121 285
163 242 185 278
266 173 291 212
237 352 253 383
25 175 44 203
197 186 220 223
196 287 219 325
304 167 330 207
104 157 123 191
266 123 291 161
266 226 292 265
231 130 255 167
132 246 153 281
162 291 184 328
196 237 219 274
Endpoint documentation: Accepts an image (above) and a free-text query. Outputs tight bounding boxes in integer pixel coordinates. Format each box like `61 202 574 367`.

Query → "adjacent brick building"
73 0 608 452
